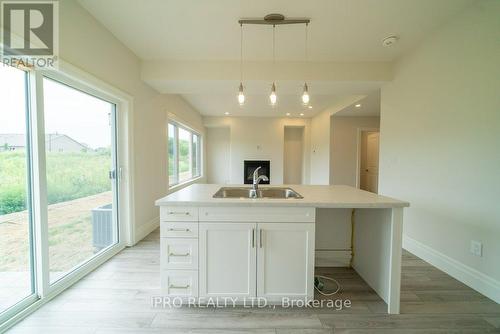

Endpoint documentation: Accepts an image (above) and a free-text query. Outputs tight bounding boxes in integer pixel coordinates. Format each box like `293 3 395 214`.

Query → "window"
168 122 201 187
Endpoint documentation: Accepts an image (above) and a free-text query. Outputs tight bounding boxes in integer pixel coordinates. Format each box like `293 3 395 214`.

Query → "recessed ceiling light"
286 113 291 116
224 112 230 115
299 113 304 116
355 104 361 108
308 105 313 109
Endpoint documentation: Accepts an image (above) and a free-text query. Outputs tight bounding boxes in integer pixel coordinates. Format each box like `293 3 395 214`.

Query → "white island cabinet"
156 184 409 314
160 205 316 302
197 207 315 301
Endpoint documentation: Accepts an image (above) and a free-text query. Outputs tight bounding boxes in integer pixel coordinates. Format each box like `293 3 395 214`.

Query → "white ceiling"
334 92 380 117
79 0 472 62
78 0 472 117
182 81 381 117
187 93 342 118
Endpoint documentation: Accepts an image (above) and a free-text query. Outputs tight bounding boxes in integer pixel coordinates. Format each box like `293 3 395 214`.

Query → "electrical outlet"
470 240 483 257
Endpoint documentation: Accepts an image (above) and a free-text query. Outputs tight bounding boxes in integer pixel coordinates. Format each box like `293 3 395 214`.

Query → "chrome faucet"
251 166 269 197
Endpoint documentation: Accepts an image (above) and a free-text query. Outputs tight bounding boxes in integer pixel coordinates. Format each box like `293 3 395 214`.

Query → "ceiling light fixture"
299 113 304 116
238 14 311 110
225 112 230 115
301 23 310 105
269 25 277 107
308 105 313 109
355 104 361 108
286 113 291 116
302 83 310 105
237 24 245 106
270 83 277 106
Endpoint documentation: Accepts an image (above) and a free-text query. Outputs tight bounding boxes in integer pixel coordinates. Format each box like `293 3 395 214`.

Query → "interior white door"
257 223 315 302
366 132 380 193
199 223 256 298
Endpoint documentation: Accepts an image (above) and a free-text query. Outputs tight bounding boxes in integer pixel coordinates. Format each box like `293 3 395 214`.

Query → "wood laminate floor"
7 228 500 333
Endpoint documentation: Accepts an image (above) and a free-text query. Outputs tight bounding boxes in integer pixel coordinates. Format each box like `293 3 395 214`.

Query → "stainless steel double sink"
213 187 303 199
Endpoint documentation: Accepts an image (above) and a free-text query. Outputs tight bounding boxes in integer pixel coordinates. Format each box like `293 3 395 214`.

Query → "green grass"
168 138 191 178
0 150 112 215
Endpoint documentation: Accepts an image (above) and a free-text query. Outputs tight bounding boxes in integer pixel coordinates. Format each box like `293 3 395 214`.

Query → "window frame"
168 121 202 188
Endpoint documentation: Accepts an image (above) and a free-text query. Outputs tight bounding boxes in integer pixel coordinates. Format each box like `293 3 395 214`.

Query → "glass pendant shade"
269 82 277 106
302 83 310 105
238 82 245 106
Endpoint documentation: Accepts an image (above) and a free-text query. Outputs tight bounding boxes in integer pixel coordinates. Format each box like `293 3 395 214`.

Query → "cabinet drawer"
199 206 315 223
161 238 198 270
161 222 198 238
161 270 198 297
161 206 198 222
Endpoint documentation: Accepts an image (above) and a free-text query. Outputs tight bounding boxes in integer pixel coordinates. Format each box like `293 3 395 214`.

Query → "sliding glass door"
0 66 36 313
42 77 119 284
0 65 123 328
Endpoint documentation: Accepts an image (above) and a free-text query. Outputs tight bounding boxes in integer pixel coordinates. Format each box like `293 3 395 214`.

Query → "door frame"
355 128 379 189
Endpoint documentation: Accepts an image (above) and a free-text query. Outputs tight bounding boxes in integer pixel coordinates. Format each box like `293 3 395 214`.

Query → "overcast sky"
0 65 112 149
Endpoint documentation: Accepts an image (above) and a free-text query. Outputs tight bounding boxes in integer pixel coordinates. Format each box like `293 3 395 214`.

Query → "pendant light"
301 23 310 105
270 82 277 105
237 23 245 106
302 83 309 105
269 25 277 107
237 14 311 109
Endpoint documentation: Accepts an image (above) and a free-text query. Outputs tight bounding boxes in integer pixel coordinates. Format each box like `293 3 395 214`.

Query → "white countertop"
155 184 409 209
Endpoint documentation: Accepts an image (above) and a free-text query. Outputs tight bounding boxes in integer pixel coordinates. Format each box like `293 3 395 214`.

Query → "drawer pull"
168 228 191 232
252 228 255 248
169 284 190 289
168 211 190 215
169 252 190 257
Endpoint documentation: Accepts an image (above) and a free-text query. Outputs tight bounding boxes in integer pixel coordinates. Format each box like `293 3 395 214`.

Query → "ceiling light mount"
264 13 285 22
239 13 310 26
382 35 399 47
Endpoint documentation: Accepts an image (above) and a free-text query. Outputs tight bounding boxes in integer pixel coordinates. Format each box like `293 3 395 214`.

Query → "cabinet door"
199 223 256 298
257 223 315 302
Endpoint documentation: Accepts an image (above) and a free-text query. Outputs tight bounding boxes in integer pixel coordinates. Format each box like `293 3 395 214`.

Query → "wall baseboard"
315 250 352 267
134 216 160 245
403 235 500 303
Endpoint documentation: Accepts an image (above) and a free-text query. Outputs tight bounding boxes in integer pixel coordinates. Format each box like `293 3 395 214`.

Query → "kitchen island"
155 184 409 314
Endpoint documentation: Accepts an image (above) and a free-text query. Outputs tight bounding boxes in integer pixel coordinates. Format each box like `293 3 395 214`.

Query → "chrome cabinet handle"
168 228 191 232
260 229 263 248
169 284 190 289
168 211 190 215
169 252 190 257
252 228 255 248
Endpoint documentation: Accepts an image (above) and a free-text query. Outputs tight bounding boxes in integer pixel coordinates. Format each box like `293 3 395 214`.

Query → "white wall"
310 111 331 185
310 96 366 184
330 116 380 187
379 1 500 301
61 0 203 241
206 127 230 184
203 117 311 185
283 127 304 184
